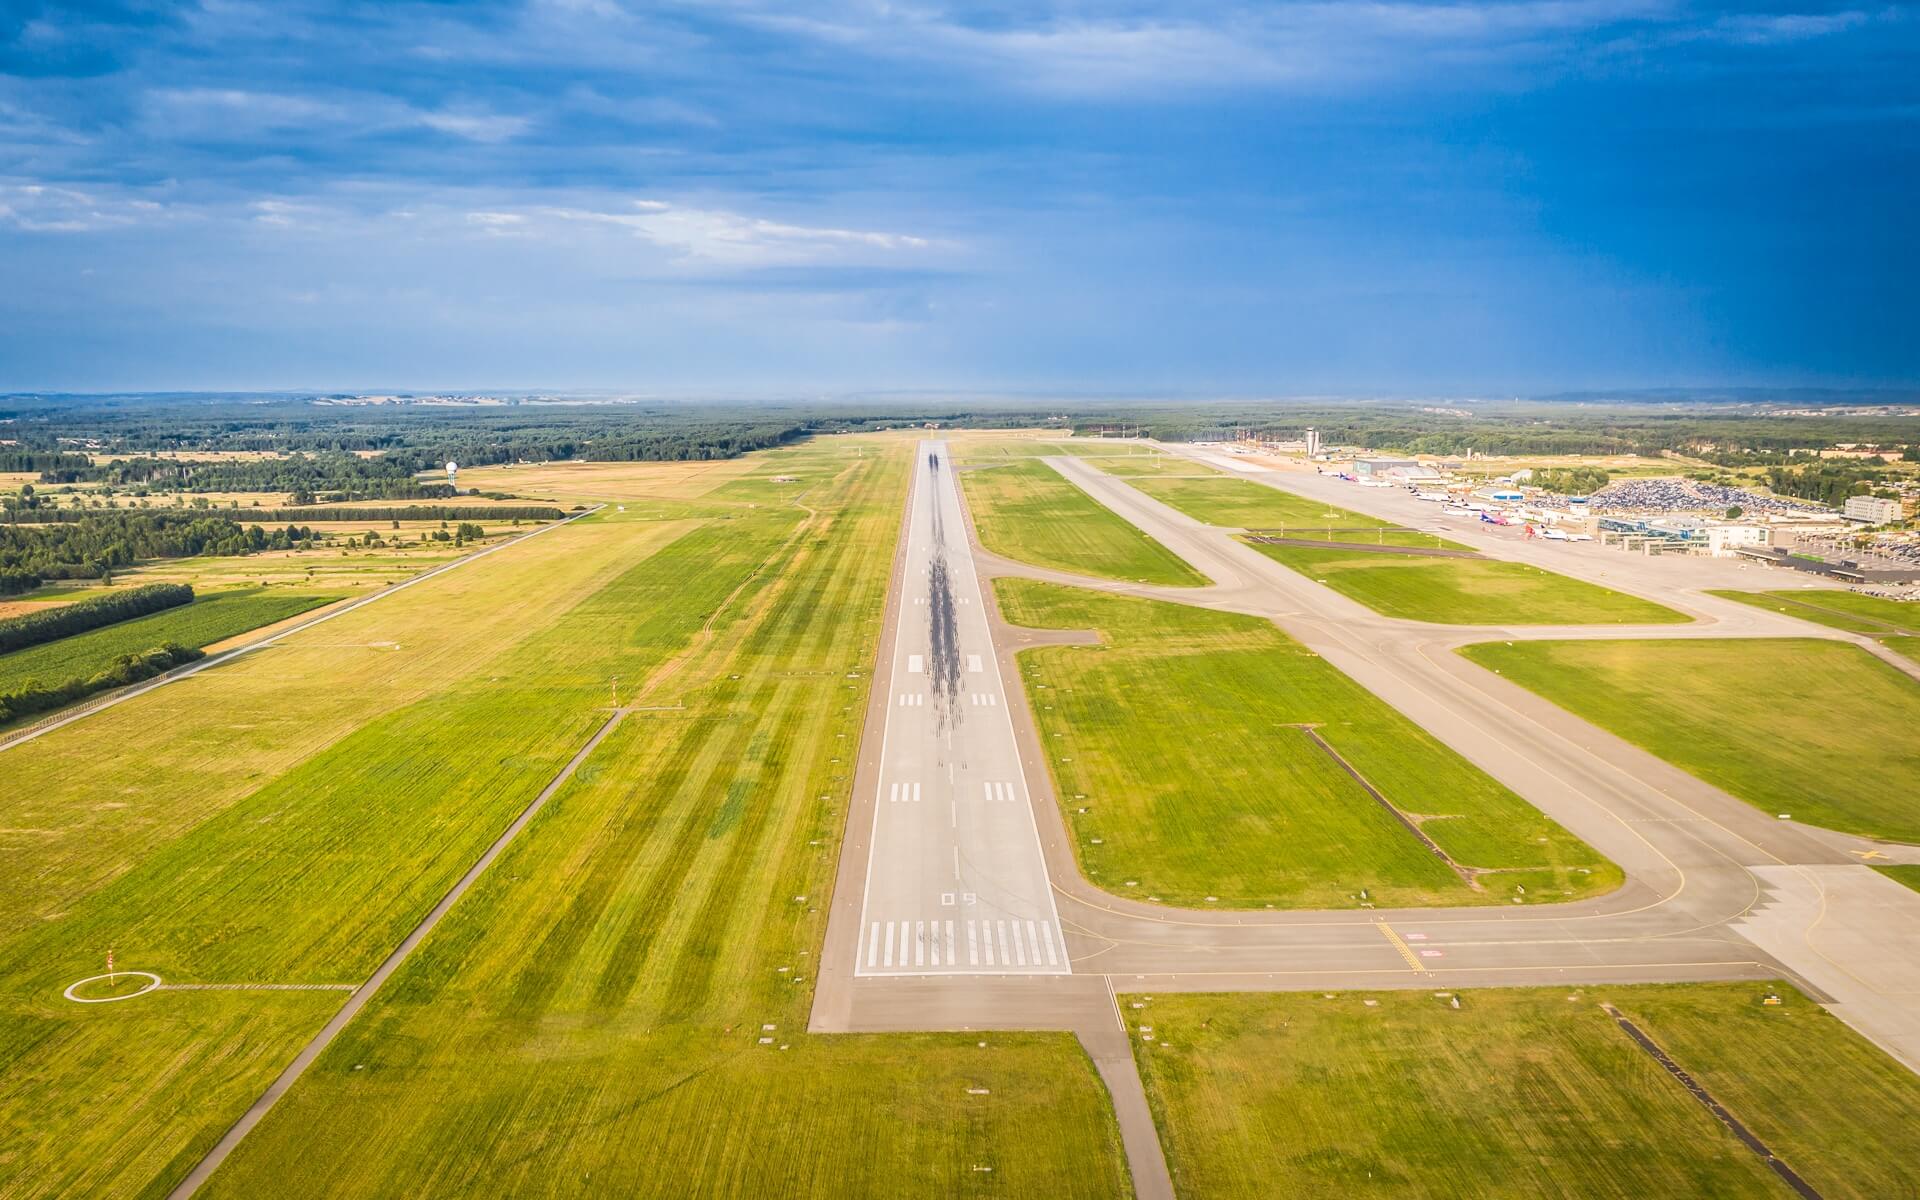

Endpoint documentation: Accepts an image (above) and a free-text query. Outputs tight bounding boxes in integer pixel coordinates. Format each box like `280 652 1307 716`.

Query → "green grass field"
1875 865 1920 893
960 457 1206 587
1115 471 1678 625
0 437 1131 1199
1459 638 1920 841
997 580 1618 908
1130 984 1920 1200
1120 473 1408 535
1095 455 1220 478
1714 589 1920 662
0 588 340 696
1252 544 1687 625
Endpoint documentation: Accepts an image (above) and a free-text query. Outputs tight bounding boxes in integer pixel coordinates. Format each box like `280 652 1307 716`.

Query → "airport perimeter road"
847 441 1070 977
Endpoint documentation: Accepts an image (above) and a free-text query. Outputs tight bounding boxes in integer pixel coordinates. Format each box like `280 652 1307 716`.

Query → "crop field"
959 457 1206 587
0 437 1130 1199
190 438 1128 1199
1251 543 1687 625
0 589 339 698
996 580 1618 908
1713 589 1920 662
1129 983 1920 1200
944 434 1156 460
1459 638 1920 841
0 509 698 1195
453 455 761 503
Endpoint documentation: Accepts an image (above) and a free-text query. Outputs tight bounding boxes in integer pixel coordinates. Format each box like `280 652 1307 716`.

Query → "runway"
848 442 1068 976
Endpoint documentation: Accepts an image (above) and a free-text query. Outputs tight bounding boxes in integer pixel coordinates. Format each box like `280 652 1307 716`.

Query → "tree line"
0 582 192 654
250 505 562 523
1761 464 1887 507
1530 467 1611 495
0 512 321 594
41 452 458 502
0 642 203 726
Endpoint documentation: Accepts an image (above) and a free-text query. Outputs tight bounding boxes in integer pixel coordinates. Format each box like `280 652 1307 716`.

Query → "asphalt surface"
849 443 1069 977
812 438 1920 1199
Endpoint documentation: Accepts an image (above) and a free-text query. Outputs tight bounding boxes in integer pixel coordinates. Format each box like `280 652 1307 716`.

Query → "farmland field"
0 589 340 698
996 579 1618 908
1250 543 1686 625
0 438 1131 1200
1130 984 1920 1200
959 457 1207 587
1459 638 1920 841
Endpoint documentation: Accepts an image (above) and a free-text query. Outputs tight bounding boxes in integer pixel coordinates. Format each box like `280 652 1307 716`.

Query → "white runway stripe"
867 922 880 968
883 921 896 968
1025 920 1041 968
1041 921 1059 966
946 920 956 966
967 920 979 965
966 654 983 673
915 921 926 967
996 920 1010 967
887 782 922 803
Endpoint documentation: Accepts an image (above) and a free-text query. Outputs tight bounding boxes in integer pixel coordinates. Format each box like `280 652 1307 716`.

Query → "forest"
0 512 319 593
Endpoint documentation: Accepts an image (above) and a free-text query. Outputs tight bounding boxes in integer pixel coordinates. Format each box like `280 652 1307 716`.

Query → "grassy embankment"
1713 589 1920 664
1130 984 1920 1199
997 579 1617 908
960 456 1206 587
0 441 1128 1199
197 438 1128 1199
1117 469 1683 625
0 589 339 698
1460 638 1920 842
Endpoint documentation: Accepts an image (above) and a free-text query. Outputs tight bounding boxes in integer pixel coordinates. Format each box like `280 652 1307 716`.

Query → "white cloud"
0 183 169 233
731 1 1880 92
533 199 936 266
140 87 530 143
416 109 532 143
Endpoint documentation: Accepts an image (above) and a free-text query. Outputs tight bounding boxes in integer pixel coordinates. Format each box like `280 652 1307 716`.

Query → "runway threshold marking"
1375 921 1428 973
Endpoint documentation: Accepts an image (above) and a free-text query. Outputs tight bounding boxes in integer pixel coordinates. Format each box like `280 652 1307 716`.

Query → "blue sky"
1 1 1914 394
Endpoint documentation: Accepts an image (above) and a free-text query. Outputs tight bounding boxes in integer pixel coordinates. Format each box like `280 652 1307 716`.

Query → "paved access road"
849 442 1069 976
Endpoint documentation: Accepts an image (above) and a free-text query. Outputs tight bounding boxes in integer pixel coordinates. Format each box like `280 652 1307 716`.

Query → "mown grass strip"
1713 590 1920 663
1459 637 1920 841
960 457 1207 587
999 579 1617 908
1128 984 1920 1200
1251 543 1687 625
